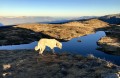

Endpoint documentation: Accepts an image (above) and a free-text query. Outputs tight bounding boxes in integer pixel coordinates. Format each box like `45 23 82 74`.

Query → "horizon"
0 0 120 17
0 13 120 17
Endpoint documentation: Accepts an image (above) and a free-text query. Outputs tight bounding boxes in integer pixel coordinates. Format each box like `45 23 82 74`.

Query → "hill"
99 13 120 24
63 19 108 27
0 19 109 45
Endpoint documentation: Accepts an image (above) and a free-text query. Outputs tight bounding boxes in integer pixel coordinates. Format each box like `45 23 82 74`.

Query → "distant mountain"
0 16 97 26
0 16 59 26
1 14 120 26
99 13 120 24
78 16 98 20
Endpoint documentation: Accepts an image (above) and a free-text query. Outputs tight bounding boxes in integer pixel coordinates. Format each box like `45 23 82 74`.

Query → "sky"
0 0 120 17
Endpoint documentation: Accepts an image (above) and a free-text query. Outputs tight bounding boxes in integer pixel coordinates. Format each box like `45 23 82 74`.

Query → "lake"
0 31 120 65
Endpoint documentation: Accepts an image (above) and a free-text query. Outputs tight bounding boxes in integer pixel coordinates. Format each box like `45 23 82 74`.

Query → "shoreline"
97 25 120 55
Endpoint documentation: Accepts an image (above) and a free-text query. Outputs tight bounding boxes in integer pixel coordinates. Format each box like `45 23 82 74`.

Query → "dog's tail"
35 46 39 51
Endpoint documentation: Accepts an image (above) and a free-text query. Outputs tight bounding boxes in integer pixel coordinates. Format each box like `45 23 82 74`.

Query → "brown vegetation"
15 19 108 39
0 19 109 45
0 50 119 78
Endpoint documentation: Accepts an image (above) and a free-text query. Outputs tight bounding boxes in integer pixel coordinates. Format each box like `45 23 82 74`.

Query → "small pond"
0 31 120 65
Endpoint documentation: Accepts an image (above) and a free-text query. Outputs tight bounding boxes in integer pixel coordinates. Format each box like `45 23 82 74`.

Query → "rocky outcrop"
98 36 120 55
97 25 120 55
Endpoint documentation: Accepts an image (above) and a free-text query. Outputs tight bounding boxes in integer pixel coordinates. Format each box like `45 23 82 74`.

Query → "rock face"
99 13 120 24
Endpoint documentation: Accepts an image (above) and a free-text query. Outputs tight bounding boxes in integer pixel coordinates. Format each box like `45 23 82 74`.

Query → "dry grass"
98 37 118 43
0 50 119 78
15 19 108 41
0 18 109 45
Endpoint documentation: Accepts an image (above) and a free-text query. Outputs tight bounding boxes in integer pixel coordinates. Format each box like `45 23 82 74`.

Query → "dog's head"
56 42 62 49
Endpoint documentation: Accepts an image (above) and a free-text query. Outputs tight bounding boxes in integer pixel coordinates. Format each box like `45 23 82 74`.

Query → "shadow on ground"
0 26 68 45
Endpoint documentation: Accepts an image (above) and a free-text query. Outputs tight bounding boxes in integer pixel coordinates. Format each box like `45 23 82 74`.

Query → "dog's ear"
56 42 62 49
56 42 59 47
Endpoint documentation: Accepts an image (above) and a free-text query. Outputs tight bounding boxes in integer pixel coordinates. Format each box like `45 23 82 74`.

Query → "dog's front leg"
51 49 55 54
39 52 44 56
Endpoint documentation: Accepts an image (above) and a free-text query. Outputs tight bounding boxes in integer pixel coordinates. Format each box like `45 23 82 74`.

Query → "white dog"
35 38 62 55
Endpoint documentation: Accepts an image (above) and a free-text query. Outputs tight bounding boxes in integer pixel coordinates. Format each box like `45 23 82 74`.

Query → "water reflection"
0 41 38 50
0 31 120 65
